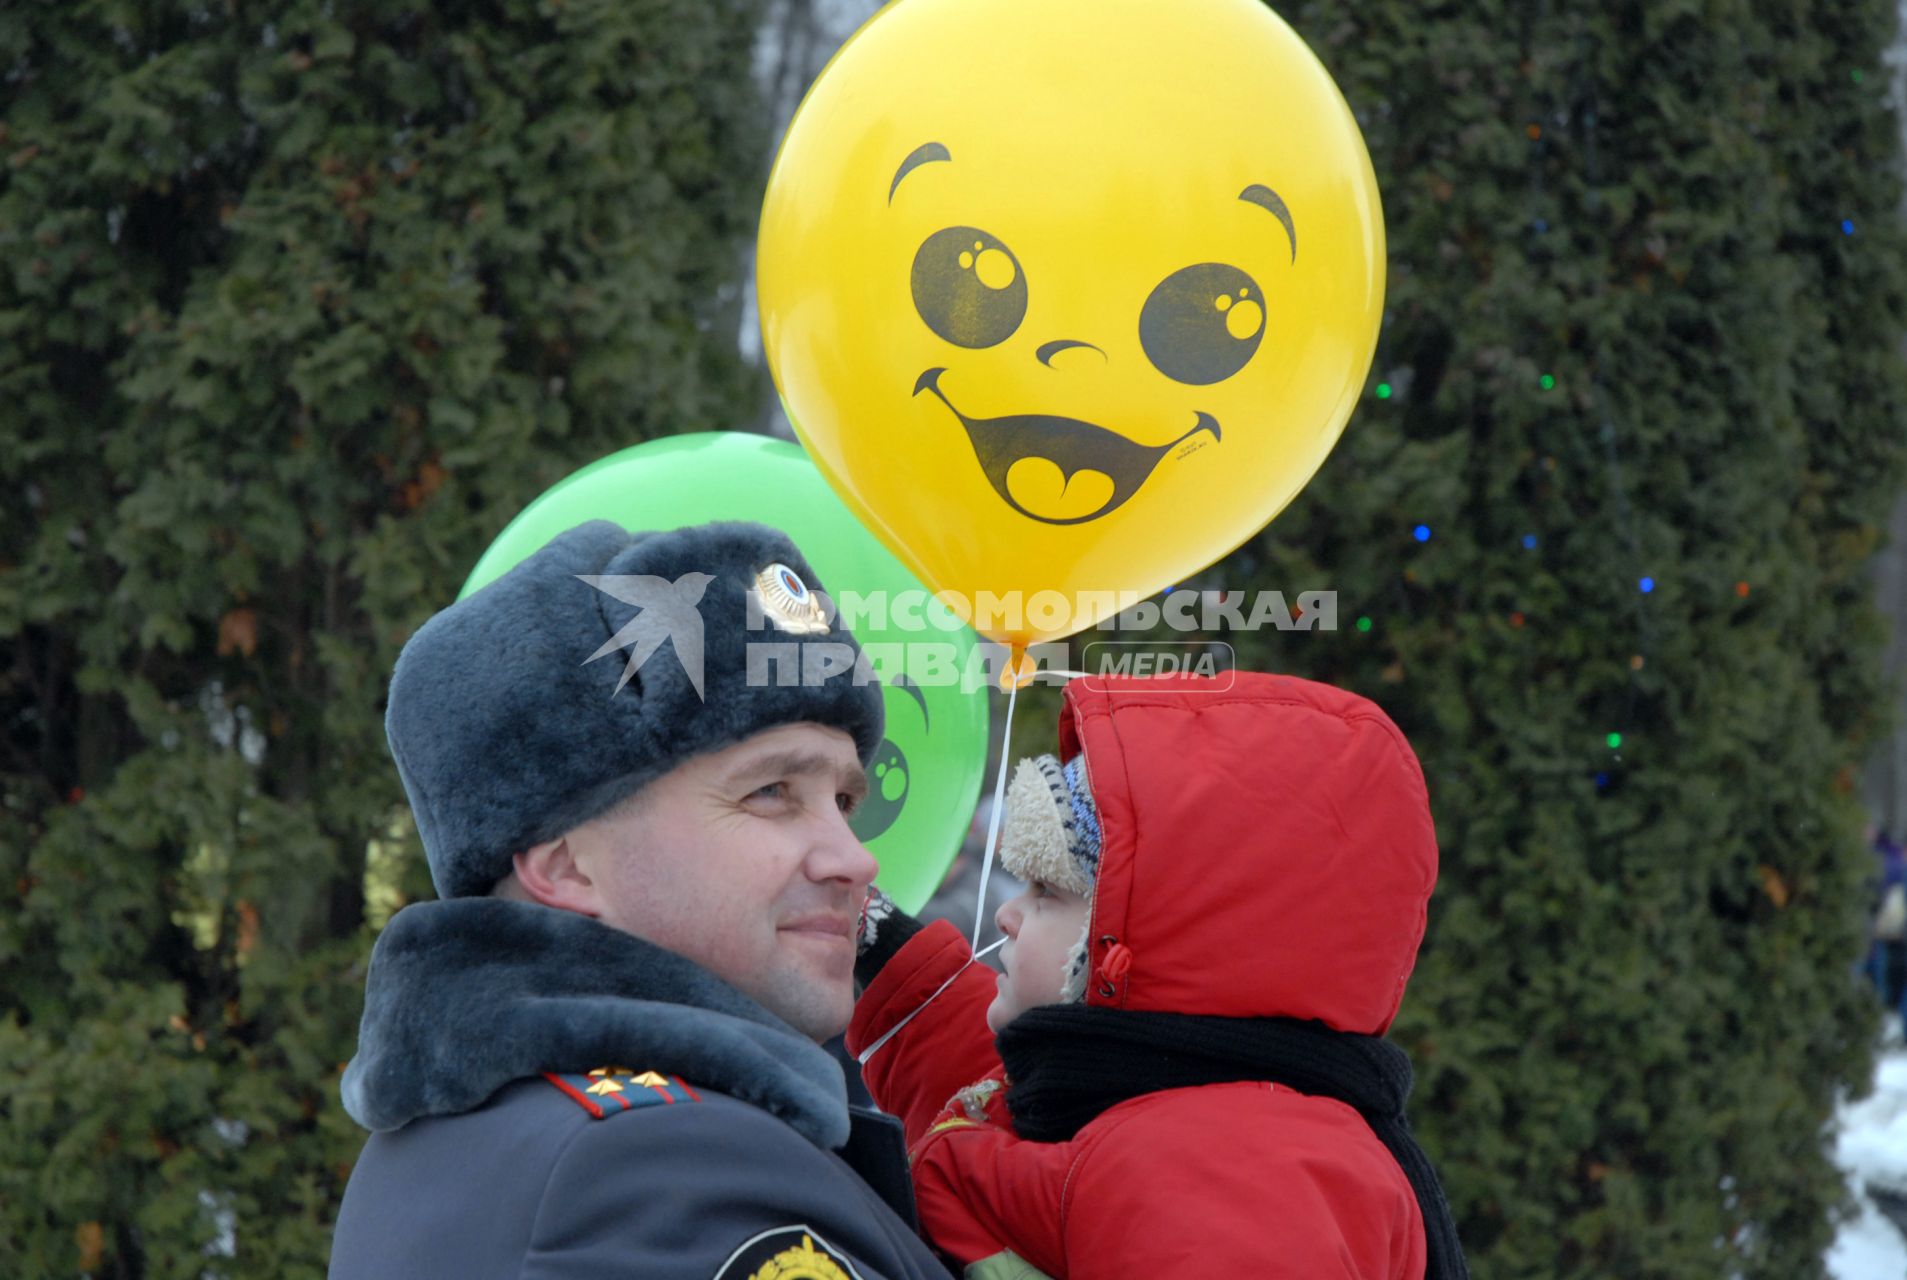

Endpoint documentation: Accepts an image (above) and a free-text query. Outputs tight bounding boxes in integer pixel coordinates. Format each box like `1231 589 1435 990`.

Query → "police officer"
329 521 951 1280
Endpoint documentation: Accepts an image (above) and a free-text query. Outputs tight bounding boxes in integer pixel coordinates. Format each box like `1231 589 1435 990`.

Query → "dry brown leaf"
235 900 260 958
217 608 258 658
1758 865 1790 909
76 1221 104 1269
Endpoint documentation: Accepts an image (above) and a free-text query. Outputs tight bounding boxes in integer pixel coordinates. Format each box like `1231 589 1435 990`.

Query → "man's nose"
810 811 880 888
995 896 1022 938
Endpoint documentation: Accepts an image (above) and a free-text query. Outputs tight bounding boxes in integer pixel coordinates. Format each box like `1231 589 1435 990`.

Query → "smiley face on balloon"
760 0 1384 647
894 137 1304 526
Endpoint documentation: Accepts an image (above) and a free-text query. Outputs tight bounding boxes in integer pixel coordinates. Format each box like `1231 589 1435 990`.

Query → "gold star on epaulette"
545 1067 700 1118
585 1065 641 1095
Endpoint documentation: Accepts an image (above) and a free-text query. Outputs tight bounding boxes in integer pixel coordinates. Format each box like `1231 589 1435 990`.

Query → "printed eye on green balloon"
460 432 989 914
850 676 929 842
853 742 910 841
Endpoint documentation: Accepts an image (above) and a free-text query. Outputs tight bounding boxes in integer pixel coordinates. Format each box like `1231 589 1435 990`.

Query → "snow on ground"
1828 1039 1907 1279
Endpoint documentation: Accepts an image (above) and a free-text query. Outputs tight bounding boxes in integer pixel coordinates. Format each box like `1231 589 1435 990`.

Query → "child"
850 671 1466 1278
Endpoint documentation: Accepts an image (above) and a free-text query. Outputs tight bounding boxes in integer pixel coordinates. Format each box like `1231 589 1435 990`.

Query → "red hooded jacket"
847 672 1439 1277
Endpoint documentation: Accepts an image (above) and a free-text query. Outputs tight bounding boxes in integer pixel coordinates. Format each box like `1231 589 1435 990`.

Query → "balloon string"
855 937 1004 1067
857 674 1021 1068
969 674 1018 953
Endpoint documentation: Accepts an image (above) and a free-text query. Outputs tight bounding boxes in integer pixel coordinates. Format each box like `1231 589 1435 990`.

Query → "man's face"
986 879 1091 1033
568 722 878 1042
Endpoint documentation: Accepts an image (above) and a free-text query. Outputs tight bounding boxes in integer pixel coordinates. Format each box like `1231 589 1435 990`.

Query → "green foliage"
1214 2 1907 1276
0 1 763 1274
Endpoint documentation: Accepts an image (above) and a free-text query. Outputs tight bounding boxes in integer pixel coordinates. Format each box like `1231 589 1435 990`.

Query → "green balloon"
460 433 988 913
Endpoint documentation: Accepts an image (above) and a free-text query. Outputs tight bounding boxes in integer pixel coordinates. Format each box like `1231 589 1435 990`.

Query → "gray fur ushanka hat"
387 520 884 899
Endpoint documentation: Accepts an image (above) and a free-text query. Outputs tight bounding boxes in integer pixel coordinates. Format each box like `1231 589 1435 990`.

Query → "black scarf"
997 1006 1468 1280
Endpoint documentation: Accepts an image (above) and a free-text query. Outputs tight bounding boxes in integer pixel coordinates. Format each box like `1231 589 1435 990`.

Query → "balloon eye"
911 226 1028 349
1139 263 1265 385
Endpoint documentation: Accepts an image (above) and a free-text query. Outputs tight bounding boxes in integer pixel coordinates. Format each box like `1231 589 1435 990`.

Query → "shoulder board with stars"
543 1066 702 1119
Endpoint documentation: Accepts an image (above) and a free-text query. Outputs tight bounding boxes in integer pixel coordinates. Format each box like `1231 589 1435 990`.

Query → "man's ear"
511 834 601 917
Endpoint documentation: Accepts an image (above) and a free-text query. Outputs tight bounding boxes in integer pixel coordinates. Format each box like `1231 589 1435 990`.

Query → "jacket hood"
1060 671 1438 1034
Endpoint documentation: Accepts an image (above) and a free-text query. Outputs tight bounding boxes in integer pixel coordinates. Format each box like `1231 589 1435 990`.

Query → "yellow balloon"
758 0 1384 650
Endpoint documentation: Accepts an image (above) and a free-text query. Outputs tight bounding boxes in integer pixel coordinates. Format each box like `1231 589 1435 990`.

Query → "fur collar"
341 898 849 1149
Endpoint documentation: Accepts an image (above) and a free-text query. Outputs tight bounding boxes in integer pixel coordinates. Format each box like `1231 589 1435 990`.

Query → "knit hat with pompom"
998 752 1101 1000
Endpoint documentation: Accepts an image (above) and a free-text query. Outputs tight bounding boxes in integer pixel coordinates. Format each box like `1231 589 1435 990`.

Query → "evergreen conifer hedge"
1213 3 1907 1275
0 3 762 1274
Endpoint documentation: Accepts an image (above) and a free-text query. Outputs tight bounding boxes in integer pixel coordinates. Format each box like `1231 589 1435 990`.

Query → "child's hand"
858 885 899 955
855 885 925 987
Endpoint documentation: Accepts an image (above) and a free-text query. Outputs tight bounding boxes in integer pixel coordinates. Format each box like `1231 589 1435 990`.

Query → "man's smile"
780 912 855 946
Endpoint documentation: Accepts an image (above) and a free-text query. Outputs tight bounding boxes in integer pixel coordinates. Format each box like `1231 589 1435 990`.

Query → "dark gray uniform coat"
329 899 951 1280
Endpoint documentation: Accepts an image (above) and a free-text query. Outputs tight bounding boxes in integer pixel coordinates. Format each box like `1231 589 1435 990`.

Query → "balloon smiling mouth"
913 368 1221 526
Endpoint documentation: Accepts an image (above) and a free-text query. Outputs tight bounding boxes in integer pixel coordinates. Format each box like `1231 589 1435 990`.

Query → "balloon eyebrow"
1240 184 1296 262
889 142 952 204
889 672 930 729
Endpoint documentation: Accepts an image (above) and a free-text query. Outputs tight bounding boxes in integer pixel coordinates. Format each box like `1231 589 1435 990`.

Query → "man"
329 520 951 1280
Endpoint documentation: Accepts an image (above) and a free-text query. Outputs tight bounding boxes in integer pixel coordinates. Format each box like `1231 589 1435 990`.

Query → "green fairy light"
1356 616 1373 633
1606 732 1623 749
